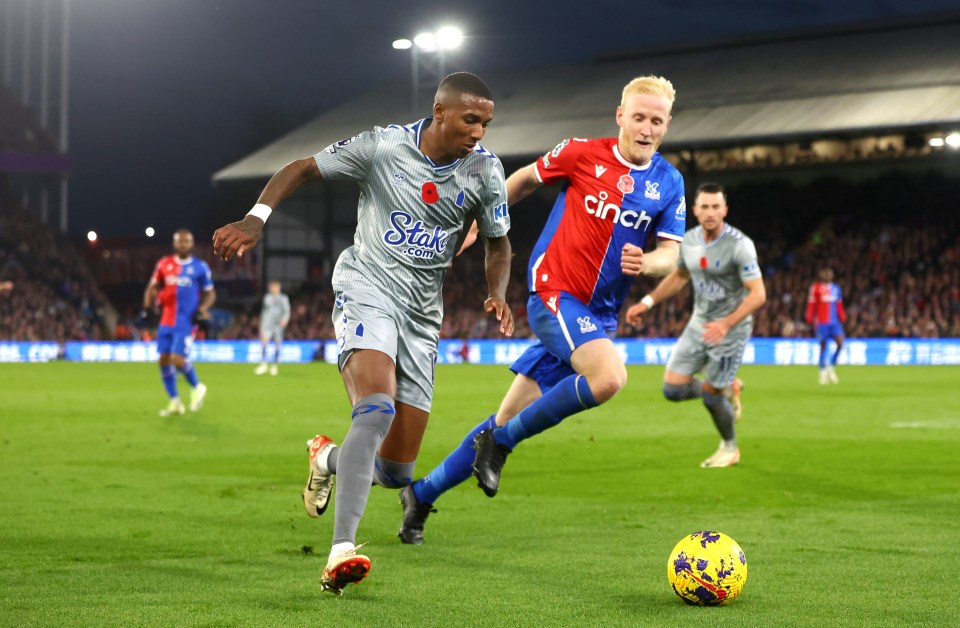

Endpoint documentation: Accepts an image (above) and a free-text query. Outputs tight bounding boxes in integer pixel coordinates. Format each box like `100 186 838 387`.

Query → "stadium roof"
213 15 960 182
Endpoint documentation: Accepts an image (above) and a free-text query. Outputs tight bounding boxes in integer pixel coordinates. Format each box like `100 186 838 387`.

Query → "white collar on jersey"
612 144 654 171
176 256 194 264
414 118 463 172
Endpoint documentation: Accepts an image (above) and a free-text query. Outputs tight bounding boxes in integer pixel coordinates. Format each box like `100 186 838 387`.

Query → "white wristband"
641 295 656 309
246 203 273 223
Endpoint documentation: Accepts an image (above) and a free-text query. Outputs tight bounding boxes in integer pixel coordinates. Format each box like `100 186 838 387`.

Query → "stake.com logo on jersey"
383 210 450 259
583 190 652 230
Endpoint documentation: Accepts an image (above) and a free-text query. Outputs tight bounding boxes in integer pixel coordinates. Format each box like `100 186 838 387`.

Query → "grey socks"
332 393 396 546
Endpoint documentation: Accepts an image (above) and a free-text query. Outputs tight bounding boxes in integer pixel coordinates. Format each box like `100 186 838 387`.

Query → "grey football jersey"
260 293 290 326
677 224 762 325
314 119 510 326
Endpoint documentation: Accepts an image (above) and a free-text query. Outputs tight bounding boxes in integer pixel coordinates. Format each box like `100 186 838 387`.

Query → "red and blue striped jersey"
151 255 214 328
529 137 686 330
806 281 846 325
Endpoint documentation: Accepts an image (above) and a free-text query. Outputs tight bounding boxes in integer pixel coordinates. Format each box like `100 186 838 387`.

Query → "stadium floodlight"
414 32 438 52
86 230 97 242
928 137 945 148
945 133 960 148
145 226 155 237
397 27 465 113
436 26 463 50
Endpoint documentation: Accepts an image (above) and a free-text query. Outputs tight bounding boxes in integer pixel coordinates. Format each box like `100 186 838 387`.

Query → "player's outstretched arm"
482 234 514 337
625 266 690 326
505 163 542 206
213 158 323 261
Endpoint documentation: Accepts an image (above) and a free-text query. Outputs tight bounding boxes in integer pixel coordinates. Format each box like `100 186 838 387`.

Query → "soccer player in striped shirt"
397 76 685 544
213 72 513 595
143 229 215 416
627 184 766 468
806 267 847 384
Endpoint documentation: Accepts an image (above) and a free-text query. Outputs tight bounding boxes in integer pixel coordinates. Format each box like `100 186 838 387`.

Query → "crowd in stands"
3 172 958 344
215 173 960 342
672 134 941 172
0 211 108 341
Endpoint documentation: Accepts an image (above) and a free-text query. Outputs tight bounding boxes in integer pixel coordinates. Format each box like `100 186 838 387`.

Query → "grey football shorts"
259 324 284 342
666 318 752 389
332 287 439 413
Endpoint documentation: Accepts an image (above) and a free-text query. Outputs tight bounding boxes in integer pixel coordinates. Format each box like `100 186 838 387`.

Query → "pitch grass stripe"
2 363 959 626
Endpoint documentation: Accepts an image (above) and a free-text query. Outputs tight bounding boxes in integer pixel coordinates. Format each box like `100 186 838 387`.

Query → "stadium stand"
208 171 959 342
205 14 960 346
0 211 110 341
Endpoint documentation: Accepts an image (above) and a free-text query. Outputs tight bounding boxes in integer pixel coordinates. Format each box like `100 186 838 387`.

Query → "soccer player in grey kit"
254 281 290 376
213 72 513 595
626 183 766 468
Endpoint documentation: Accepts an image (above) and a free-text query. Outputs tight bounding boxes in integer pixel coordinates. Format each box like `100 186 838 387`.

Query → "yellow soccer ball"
667 530 748 605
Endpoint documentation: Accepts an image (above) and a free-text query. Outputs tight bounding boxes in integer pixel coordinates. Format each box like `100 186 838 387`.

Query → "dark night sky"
68 0 958 237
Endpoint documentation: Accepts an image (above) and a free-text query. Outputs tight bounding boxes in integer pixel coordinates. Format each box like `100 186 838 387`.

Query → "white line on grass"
890 421 960 429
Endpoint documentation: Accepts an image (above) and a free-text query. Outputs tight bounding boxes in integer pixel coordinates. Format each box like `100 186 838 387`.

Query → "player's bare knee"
587 365 626 403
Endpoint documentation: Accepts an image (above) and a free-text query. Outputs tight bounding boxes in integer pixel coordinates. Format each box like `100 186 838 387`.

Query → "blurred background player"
212 72 513 595
397 76 685 544
143 229 215 416
806 267 847 384
626 183 766 468
254 281 290 376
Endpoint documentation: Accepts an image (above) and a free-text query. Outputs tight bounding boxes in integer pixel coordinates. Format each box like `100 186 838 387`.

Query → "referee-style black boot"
398 485 436 545
472 429 511 497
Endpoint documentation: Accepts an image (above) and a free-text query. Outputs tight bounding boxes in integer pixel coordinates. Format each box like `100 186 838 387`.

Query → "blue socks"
410 375 599 507
831 345 841 366
178 361 200 387
493 374 598 450
413 415 496 505
160 365 178 398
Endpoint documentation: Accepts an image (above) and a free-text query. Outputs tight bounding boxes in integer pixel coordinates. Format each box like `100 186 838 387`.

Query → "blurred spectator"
0 211 108 341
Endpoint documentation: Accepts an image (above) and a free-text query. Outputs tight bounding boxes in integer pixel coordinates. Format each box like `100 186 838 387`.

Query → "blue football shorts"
510 291 611 392
817 322 844 341
156 325 194 357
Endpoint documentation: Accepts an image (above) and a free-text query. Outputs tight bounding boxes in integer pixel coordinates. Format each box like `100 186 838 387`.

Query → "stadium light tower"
393 26 463 114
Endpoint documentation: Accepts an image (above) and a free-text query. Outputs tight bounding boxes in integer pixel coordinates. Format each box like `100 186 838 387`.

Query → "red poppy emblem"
700 256 708 269
617 174 635 195
421 181 439 204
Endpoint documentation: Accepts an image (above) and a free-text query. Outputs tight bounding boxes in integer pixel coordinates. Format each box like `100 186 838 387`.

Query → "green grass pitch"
1 362 958 626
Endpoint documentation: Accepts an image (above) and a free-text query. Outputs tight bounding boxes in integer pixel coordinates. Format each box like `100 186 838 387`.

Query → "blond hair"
621 76 676 109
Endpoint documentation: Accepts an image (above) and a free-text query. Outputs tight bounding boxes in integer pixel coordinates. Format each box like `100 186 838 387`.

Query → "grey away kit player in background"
212 72 513 596
626 183 766 468
255 281 291 376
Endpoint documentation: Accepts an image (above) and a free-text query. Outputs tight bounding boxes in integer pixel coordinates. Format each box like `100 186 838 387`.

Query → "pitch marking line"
890 421 960 429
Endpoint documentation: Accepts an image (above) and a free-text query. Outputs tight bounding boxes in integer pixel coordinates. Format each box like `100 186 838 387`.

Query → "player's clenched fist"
212 215 264 261
620 243 644 276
